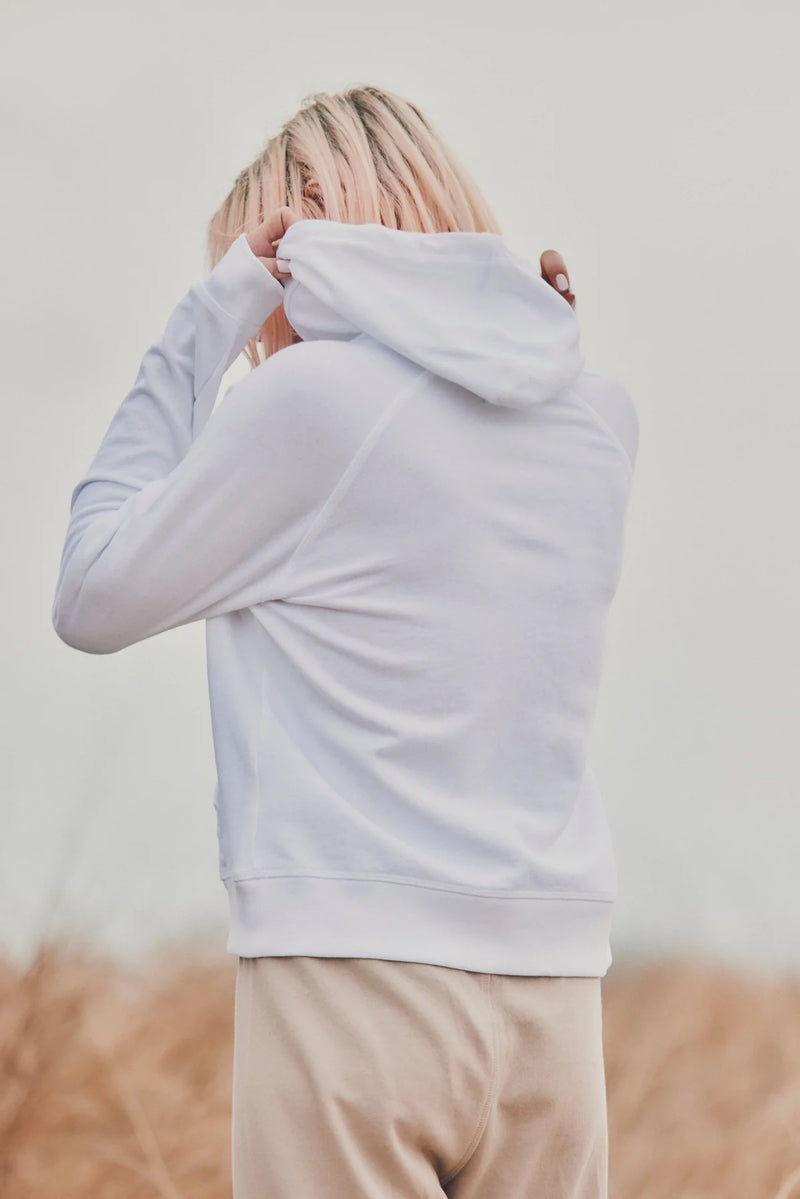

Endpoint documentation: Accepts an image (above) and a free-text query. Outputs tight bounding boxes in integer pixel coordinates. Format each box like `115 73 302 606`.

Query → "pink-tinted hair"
206 84 502 368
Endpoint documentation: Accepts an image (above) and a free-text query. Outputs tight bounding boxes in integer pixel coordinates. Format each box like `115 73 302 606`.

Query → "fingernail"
555 273 569 292
276 257 291 274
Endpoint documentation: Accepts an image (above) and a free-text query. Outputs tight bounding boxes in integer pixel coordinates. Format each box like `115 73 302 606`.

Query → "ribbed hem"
223 873 614 977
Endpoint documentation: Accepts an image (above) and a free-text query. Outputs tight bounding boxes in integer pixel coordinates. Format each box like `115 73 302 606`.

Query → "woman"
52 84 638 1198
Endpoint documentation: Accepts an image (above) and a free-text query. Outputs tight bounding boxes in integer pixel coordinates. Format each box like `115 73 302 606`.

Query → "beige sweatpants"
232 955 608 1199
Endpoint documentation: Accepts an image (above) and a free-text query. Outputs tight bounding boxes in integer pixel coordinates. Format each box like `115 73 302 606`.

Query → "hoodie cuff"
274 217 332 263
199 232 286 330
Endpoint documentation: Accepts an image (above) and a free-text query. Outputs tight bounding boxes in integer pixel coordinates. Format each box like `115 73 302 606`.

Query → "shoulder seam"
272 365 433 595
564 385 636 475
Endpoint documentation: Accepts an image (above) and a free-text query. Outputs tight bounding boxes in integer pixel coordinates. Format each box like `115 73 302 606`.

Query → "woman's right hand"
540 249 575 308
246 206 302 281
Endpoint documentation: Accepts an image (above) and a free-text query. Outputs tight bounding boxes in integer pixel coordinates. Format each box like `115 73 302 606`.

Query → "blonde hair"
206 84 502 369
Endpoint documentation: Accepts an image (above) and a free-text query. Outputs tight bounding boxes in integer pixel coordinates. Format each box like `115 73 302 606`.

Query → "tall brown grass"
2 941 800 1198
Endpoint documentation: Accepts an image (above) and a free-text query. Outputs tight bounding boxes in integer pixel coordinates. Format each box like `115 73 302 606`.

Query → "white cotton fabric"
53 217 639 975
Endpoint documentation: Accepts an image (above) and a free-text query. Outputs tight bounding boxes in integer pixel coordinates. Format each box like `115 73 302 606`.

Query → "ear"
303 179 325 213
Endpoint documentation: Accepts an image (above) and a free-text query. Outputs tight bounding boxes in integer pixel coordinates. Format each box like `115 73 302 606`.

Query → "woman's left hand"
540 249 575 307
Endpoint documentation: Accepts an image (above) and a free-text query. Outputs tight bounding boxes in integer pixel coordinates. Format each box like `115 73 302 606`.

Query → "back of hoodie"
52 217 638 976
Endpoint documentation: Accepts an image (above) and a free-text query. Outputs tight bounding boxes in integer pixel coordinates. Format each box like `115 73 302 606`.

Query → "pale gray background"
2 0 797 972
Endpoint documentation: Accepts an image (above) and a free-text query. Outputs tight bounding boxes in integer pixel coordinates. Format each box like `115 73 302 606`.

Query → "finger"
540 249 571 296
541 258 569 293
539 248 567 281
256 256 291 281
263 205 302 245
247 207 302 260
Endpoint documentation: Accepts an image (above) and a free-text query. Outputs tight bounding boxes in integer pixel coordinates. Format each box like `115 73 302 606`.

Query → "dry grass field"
2 941 800 1198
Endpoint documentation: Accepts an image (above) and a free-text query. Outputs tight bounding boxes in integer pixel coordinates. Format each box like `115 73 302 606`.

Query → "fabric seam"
222 870 615 901
271 365 434 598
190 287 260 405
195 281 265 332
197 235 285 324
565 385 635 475
440 973 505 1186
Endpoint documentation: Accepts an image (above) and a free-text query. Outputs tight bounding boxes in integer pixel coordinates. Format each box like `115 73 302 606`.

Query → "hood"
275 218 584 410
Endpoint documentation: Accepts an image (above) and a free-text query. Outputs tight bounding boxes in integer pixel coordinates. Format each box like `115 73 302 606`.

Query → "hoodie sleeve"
51 234 340 655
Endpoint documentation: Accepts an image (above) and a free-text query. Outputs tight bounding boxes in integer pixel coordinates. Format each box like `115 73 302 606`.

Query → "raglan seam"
564 385 635 475
271 363 433 599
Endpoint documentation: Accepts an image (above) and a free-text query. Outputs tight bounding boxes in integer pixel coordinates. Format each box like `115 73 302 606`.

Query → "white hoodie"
52 217 638 976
